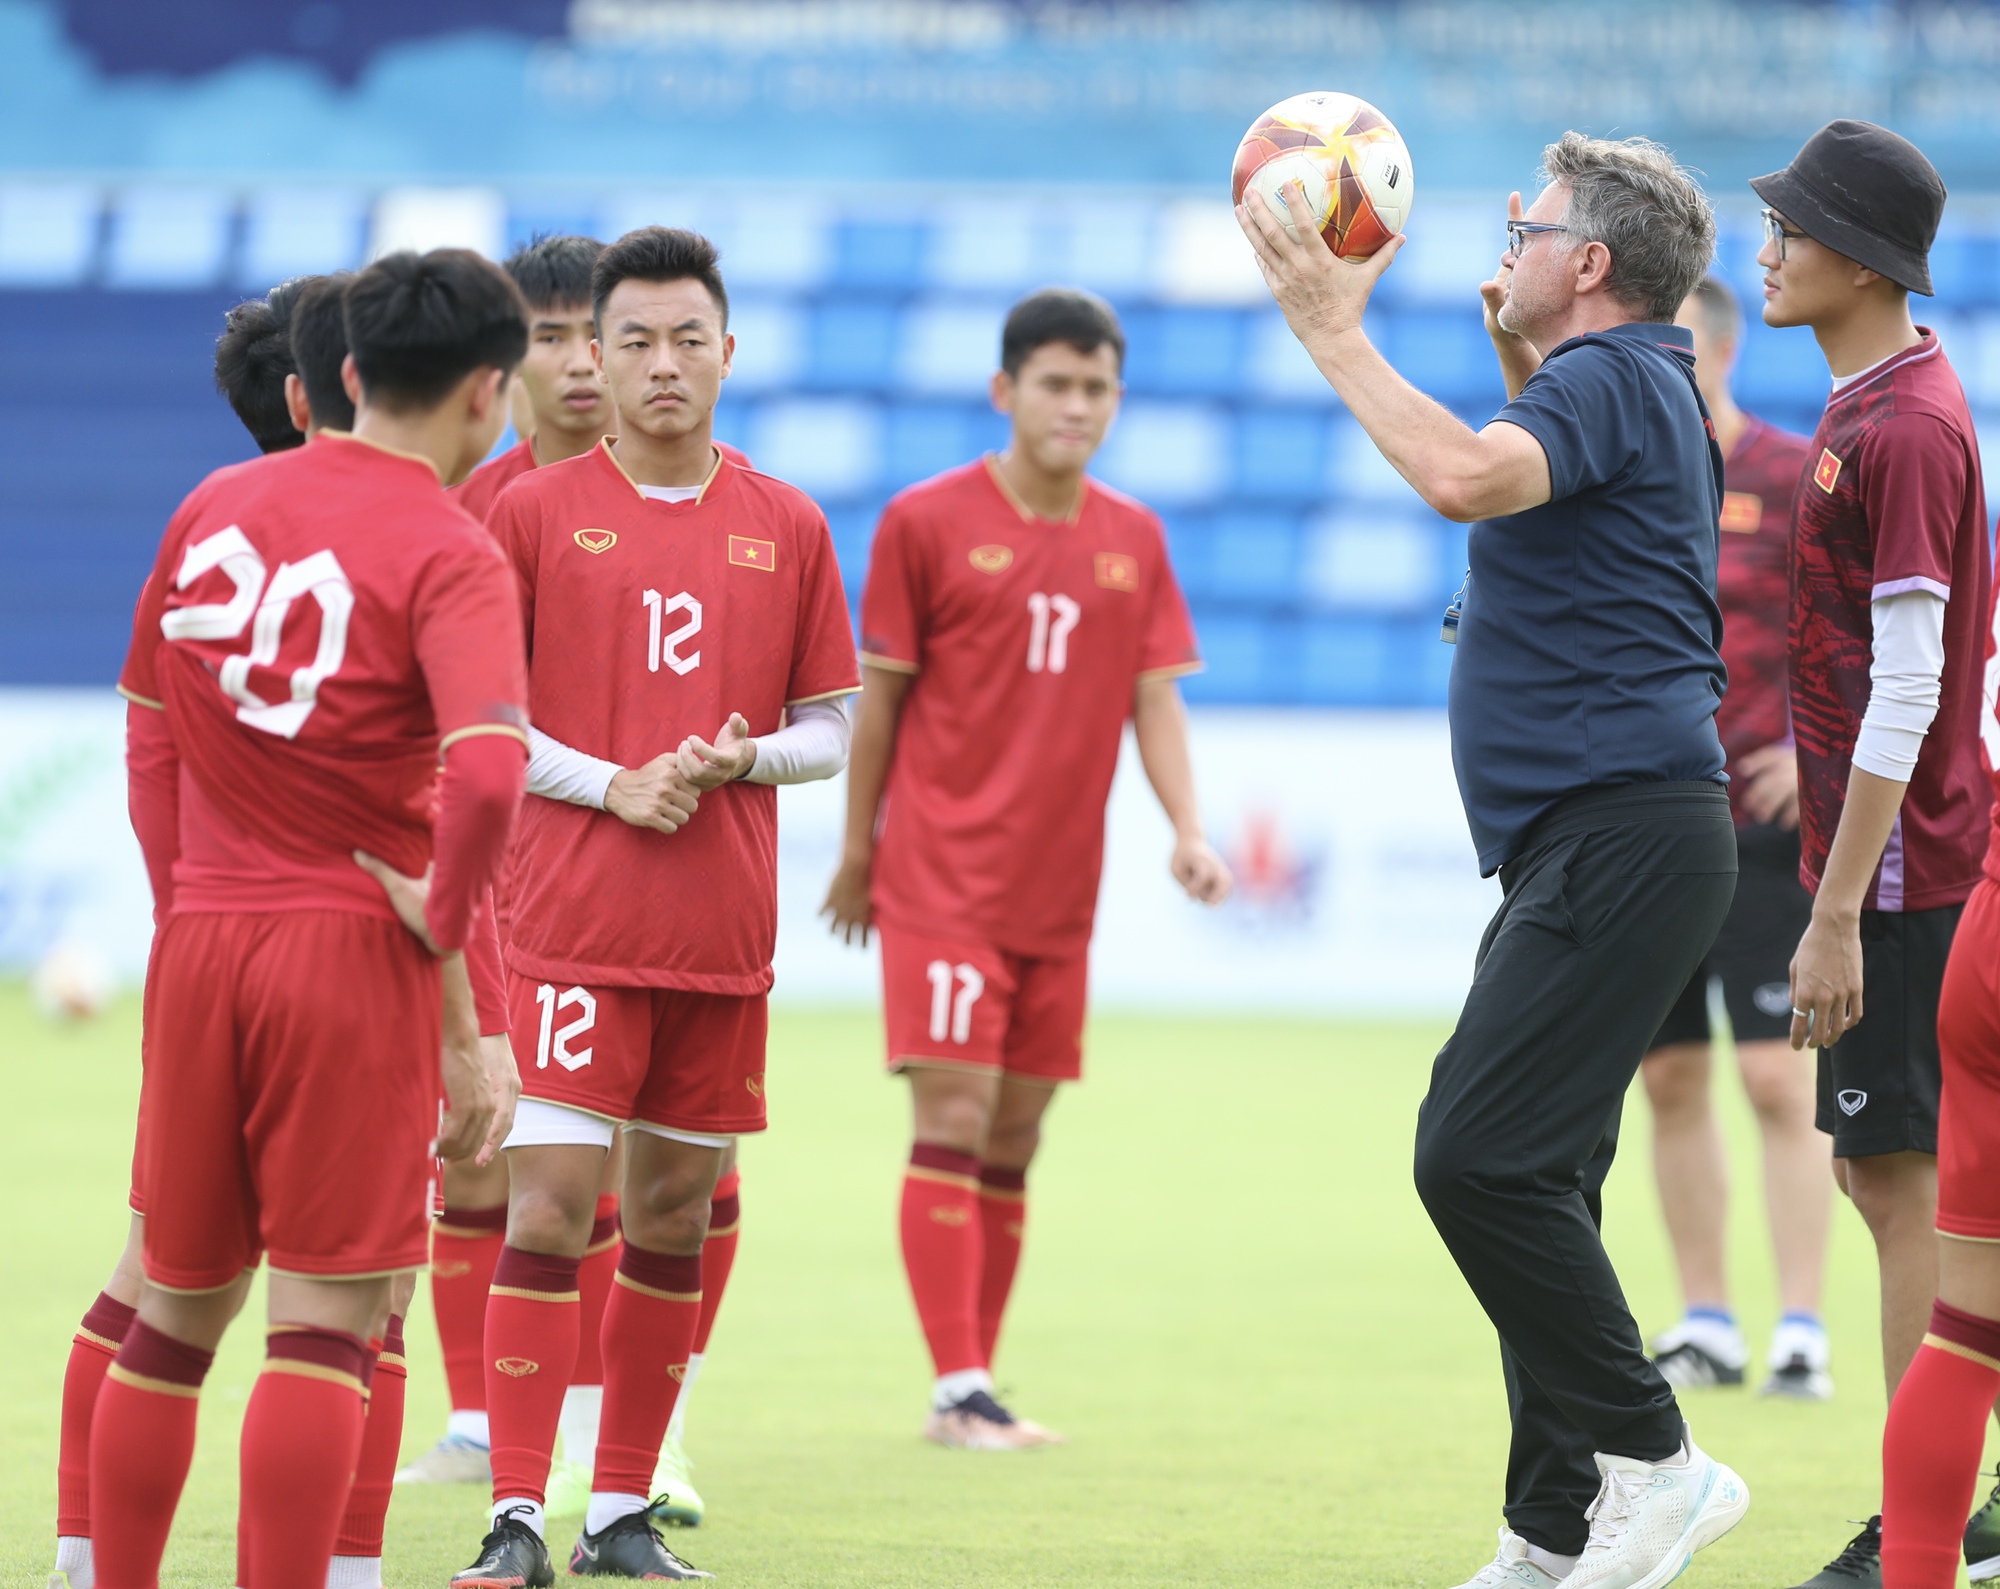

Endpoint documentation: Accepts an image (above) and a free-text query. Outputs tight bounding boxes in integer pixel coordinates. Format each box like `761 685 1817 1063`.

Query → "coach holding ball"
1240 132 1748 1589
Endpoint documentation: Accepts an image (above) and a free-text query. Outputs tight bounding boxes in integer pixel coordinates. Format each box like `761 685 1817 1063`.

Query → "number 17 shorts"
878 921 1088 1083
135 910 441 1292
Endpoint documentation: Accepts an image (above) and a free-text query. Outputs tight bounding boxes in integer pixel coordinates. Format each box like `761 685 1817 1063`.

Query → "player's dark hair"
344 249 529 413
287 273 357 433
213 287 302 453
506 233 605 312
592 226 728 328
1000 288 1125 378
1687 274 1740 346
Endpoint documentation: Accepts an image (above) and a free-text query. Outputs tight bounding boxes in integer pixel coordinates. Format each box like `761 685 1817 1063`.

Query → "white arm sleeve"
745 697 852 785
526 726 621 810
1851 589 1948 782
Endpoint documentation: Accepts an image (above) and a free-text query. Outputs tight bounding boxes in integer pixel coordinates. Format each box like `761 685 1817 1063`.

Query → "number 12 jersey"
487 441 858 993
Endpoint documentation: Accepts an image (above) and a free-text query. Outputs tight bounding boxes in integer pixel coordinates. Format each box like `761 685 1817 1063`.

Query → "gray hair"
1541 132 1715 323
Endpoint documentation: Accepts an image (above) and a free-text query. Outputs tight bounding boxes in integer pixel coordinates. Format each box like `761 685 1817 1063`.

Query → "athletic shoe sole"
1968 1554 2000 1583
1621 1460 1751 1589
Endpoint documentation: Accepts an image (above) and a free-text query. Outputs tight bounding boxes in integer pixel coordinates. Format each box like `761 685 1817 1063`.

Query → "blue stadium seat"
833 219 928 290
806 300 900 390
1122 307 1243 396
884 404 979 491
1302 512 1441 613
240 189 365 287
1386 309 1503 405
1179 612 1268 704
505 203 604 255
823 502 884 595
1930 231 2000 309
1095 401 1228 505
1204 513 1299 601
1157 512 1211 596
1233 408 1334 502
1295 617 1391 706
723 298 808 392
105 188 233 290
0 184 100 287
1734 320 1828 408
897 300 1005 395
747 398 884 499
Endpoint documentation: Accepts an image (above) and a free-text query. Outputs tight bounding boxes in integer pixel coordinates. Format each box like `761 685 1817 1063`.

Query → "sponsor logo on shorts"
431 1259 472 1279
495 1356 540 1377
668 1363 688 1383
1838 1089 1868 1116
573 528 617 554
930 1205 971 1226
1753 983 1792 1018
745 1073 764 1097
1005 1220 1025 1239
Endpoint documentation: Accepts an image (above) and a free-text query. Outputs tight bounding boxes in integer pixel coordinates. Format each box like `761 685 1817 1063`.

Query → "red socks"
1884 1300 2000 1589
695 1170 742 1355
431 1203 508 1418
593 1242 702 1497
88 1319 213 1589
977 1166 1027 1365
239 1327 370 1589
900 1145 984 1375
58 1290 137 1542
485 1247 582 1506
574 1194 621 1387
334 1314 407 1559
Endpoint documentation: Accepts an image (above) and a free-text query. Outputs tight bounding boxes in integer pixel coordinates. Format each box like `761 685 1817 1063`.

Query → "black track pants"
1414 781 1737 1555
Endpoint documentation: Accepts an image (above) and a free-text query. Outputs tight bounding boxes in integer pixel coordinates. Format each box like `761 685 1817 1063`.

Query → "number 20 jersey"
487 441 859 993
860 457 1201 957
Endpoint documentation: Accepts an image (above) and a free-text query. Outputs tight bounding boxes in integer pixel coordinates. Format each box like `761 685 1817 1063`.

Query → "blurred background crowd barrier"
3 0 1998 1009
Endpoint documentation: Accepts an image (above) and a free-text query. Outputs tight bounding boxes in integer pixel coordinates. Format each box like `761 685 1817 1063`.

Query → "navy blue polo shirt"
1448 321 1727 875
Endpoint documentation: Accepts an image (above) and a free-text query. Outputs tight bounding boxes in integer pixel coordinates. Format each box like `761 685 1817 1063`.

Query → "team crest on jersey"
574 528 617 554
1719 491 1761 533
1814 449 1843 493
728 535 775 571
495 1357 539 1377
969 544 1014 574
1095 552 1139 592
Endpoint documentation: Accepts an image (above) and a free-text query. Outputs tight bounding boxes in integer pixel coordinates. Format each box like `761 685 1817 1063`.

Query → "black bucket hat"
1750 119 1946 296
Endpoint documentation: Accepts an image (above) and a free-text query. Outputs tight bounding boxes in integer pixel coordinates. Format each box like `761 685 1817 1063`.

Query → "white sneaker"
1650 1317 1748 1389
1447 1528 1569 1589
1760 1319 1833 1400
1565 1431 1748 1589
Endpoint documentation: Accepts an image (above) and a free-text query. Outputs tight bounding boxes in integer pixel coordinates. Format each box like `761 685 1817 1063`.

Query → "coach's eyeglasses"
1506 221 1569 257
1761 208 1809 262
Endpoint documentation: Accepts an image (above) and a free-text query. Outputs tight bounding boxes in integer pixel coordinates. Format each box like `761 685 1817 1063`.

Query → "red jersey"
490 440 857 993
1716 415 1813 824
861 457 1201 956
454 437 753 522
119 434 529 938
1790 332 1991 912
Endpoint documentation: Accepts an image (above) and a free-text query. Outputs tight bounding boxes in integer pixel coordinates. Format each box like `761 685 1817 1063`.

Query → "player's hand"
678 712 756 791
1737 741 1800 830
1788 908 1863 1051
474 1032 521 1167
1236 181 1402 344
1171 833 1234 906
353 851 444 955
604 753 701 834
436 954 496 1162
821 855 874 947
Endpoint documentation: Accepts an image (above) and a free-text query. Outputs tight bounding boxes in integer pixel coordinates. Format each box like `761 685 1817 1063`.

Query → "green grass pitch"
0 980 1977 1587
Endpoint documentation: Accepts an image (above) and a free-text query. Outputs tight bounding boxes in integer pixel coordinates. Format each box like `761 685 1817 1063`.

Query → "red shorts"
1937 877 2000 1240
136 910 440 1291
507 971 769 1136
878 922 1088 1084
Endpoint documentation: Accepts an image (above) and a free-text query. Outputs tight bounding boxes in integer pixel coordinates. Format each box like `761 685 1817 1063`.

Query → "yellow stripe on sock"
106 1364 200 1398
487 1285 581 1303
1925 1333 2000 1374
613 1272 701 1303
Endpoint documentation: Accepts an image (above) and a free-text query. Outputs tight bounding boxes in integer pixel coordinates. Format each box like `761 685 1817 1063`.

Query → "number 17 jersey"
861 457 1200 957
488 441 858 993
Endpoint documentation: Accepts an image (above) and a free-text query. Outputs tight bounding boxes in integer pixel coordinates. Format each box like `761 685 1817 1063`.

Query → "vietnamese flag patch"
1814 449 1843 493
728 535 776 571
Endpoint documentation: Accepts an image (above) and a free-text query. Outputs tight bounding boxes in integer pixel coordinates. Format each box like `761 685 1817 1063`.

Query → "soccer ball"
1231 91 1415 261
32 940 114 1021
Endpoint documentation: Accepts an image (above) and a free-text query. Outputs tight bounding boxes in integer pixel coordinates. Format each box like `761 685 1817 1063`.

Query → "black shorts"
1815 902 1959 1158
1650 823 1813 1050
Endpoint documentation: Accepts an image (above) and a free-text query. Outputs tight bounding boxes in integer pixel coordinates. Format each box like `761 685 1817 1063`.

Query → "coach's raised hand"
678 711 757 790
1236 179 1403 344
604 749 702 833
